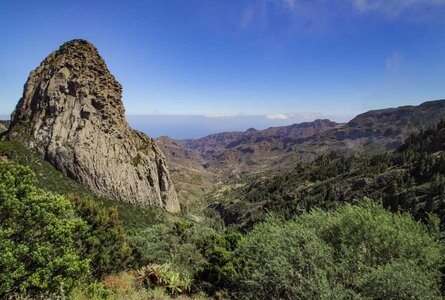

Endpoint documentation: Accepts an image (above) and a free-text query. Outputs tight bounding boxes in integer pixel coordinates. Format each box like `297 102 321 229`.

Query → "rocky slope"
179 119 341 176
0 121 8 134
308 100 445 151
6 39 180 212
169 100 445 179
156 136 214 210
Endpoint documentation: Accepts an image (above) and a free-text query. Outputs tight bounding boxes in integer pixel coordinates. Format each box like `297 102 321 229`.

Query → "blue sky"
1 0 445 138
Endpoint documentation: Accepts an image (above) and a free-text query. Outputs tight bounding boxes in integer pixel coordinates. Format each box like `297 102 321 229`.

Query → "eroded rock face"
8 39 180 212
0 122 7 135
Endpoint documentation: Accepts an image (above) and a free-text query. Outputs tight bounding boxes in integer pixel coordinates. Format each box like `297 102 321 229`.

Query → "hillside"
178 119 340 177
309 100 445 151
156 136 215 214
0 139 181 229
208 119 445 230
163 100 445 180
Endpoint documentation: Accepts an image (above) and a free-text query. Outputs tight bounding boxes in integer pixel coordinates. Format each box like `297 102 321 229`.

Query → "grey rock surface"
0 122 7 134
8 39 180 212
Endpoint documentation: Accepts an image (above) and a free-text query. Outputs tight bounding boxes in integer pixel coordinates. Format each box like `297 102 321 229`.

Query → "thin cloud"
267 113 290 120
239 0 445 30
240 6 255 29
352 0 445 16
239 0 302 30
204 113 246 119
386 52 403 71
266 112 325 120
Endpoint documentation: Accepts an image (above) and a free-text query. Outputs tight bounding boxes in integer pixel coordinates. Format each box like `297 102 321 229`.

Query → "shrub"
0 161 90 296
127 222 212 273
299 199 444 294
234 216 339 299
67 194 132 278
195 232 241 293
136 264 193 296
233 201 444 299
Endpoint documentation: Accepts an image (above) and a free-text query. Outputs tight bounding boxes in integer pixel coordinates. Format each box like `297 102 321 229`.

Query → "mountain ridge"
170 99 445 175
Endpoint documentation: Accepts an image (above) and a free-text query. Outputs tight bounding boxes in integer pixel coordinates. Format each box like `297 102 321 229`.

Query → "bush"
0 161 90 296
299 199 443 280
195 232 241 293
67 194 132 278
127 222 212 274
234 216 340 299
233 201 444 299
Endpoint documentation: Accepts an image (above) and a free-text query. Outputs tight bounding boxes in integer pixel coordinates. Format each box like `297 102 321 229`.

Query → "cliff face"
8 39 180 212
0 121 7 135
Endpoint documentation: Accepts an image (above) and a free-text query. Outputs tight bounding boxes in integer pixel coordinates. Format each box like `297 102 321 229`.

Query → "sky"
1 0 445 138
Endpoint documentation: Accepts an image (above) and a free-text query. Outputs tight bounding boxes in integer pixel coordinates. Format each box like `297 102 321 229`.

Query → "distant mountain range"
161 100 445 174
156 99 445 202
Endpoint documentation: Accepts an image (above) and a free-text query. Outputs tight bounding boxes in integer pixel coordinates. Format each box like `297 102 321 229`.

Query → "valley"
1 39 445 299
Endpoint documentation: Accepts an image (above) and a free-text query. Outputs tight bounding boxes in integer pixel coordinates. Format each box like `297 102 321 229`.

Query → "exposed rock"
156 136 215 207
0 121 8 135
176 119 342 177
7 39 179 212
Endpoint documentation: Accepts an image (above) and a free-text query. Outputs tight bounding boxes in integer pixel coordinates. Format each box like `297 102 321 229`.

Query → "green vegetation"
3 120 445 298
211 119 445 231
0 140 179 230
0 161 89 296
233 202 443 299
68 195 131 278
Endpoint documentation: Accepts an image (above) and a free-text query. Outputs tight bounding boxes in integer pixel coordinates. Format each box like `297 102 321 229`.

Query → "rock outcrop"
0 121 8 135
7 39 180 212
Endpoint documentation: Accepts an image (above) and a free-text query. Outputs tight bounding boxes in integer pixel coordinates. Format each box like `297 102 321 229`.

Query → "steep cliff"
7 39 180 212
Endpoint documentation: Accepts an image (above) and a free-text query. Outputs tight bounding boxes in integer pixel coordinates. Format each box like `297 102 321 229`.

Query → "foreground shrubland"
233 201 444 299
1 160 444 299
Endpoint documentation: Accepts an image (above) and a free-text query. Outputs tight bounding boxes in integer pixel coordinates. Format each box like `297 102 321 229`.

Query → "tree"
0 161 89 296
67 194 131 278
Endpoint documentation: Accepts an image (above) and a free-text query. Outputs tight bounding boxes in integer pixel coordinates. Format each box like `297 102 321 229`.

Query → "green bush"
127 222 213 274
0 161 90 296
233 201 444 299
68 194 131 278
195 232 241 293
299 199 442 273
234 216 339 299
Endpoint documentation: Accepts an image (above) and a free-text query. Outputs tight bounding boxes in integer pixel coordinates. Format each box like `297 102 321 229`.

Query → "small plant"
136 264 193 296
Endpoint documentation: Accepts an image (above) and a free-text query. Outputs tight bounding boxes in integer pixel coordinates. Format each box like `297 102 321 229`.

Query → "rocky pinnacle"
8 39 180 212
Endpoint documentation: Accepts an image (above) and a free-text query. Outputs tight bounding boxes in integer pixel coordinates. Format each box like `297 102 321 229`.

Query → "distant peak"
245 128 257 133
313 119 335 123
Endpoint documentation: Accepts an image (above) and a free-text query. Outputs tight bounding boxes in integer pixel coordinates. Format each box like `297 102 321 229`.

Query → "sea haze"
0 114 353 139
127 114 352 139
0 113 353 139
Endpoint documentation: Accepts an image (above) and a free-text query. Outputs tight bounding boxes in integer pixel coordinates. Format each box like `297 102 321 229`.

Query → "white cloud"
385 52 402 71
281 0 299 11
266 113 290 120
266 112 326 120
